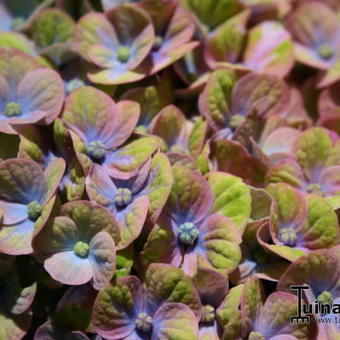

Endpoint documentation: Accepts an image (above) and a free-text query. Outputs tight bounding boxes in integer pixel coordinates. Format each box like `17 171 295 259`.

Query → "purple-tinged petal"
211 139 265 186
231 73 289 119
152 303 199 340
44 251 93 286
87 64 151 85
260 127 300 160
63 86 121 147
43 157 66 204
256 292 314 339
116 195 149 249
166 166 213 224
194 267 228 308
0 158 45 204
92 276 144 340
89 231 116 290
86 165 117 211
278 247 340 300
265 158 306 189
196 214 242 276
141 215 183 269
319 165 340 196
149 105 188 150
243 21 294 76
16 68 64 125
0 201 27 225
145 263 202 319
0 48 41 89
111 100 140 147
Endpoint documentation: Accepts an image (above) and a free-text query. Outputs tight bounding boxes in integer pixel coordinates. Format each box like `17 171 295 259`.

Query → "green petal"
143 153 173 223
267 183 307 234
199 68 236 130
180 0 241 31
61 201 121 245
217 284 243 335
106 137 159 173
206 10 249 67
188 117 208 158
32 9 75 49
207 172 252 232
301 194 339 249
294 127 340 177
240 278 264 333
145 263 202 319
0 32 35 54
199 214 242 275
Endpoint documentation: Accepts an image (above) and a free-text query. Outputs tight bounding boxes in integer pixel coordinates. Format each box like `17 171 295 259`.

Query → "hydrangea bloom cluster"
0 0 339 339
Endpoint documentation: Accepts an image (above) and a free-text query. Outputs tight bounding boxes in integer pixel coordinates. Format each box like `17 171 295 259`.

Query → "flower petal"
89 231 116 290
207 172 252 232
244 21 294 77
17 68 64 124
92 276 143 340
152 303 199 340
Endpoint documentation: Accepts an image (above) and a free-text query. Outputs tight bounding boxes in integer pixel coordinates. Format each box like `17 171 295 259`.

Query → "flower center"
117 46 130 63
153 35 163 50
278 227 297 247
135 312 153 333
318 44 334 60
87 141 106 160
178 222 199 245
73 241 89 258
66 78 85 94
307 183 323 195
5 102 22 117
115 188 132 207
248 331 265 340
201 305 215 323
27 201 42 221
229 114 246 129
318 291 333 305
